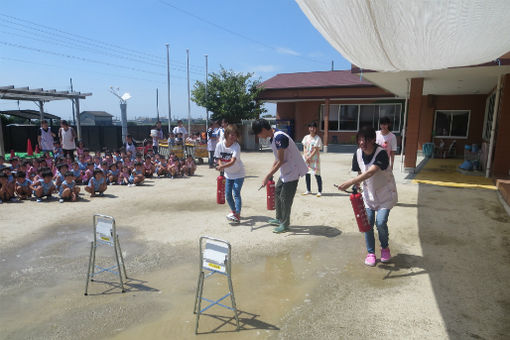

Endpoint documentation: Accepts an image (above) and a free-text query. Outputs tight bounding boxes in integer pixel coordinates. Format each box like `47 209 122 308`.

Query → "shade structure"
296 0 510 71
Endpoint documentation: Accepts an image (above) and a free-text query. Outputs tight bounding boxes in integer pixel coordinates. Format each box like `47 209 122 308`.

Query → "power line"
0 12 205 72
0 27 204 76
159 0 328 67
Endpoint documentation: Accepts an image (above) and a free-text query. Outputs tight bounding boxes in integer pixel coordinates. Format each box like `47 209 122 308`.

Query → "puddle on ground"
0 224 377 340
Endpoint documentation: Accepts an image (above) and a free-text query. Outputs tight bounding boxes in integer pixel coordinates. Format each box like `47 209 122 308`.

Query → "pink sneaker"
364 253 376 266
381 248 391 263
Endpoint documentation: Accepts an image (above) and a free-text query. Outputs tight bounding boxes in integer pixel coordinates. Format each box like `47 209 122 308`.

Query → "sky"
0 0 350 122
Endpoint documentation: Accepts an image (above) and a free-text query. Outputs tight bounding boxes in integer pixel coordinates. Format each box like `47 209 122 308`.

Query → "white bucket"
150 129 158 137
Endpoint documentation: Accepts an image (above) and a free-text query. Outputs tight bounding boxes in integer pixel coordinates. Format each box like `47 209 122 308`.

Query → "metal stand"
85 214 128 295
194 236 239 334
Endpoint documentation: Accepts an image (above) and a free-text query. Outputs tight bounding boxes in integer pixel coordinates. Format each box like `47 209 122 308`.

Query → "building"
258 70 404 151
79 111 113 126
259 57 510 178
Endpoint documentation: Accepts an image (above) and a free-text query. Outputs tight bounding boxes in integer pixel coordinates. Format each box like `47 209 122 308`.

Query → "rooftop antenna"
109 86 132 143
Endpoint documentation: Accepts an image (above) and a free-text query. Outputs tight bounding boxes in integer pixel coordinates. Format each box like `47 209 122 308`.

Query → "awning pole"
400 79 410 172
486 74 502 178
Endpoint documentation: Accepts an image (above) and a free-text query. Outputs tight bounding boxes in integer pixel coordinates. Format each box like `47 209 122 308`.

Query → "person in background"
151 121 164 154
251 119 308 233
129 162 145 186
217 118 228 144
15 171 32 200
85 169 107 197
38 120 56 154
0 171 15 203
337 126 398 267
58 120 76 159
76 141 85 158
0 156 5 170
301 122 323 197
376 116 398 171
185 154 196 176
172 120 188 139
31 170 56 202
207 120 219 169
125 135 137 157
53 142 63 160
59 171 80 203
167 132 176 146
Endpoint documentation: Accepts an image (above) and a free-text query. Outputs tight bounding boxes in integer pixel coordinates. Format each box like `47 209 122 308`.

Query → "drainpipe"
486 74 502 178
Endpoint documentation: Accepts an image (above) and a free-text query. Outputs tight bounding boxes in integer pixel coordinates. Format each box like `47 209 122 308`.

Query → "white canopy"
296 0 510 72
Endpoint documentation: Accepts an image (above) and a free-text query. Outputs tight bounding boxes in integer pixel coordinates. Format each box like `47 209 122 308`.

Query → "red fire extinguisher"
348 185 371 233
216 171 225 204
266 177 275 210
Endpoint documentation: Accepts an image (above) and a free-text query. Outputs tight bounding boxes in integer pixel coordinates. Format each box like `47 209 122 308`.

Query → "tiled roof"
260 70 374 90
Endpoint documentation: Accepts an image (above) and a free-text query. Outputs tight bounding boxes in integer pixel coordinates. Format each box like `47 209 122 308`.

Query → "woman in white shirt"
376 116 397 170
214 124 245 223
58 120 76 158
301 121 323 197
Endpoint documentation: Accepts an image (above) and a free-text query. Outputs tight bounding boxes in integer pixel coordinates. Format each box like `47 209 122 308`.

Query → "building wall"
417 94 487 156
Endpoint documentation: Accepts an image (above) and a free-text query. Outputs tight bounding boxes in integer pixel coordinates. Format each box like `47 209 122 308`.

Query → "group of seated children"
0 145 197 204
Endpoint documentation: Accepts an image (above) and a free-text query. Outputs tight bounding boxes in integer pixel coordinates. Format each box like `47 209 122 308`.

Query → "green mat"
5 152 48 161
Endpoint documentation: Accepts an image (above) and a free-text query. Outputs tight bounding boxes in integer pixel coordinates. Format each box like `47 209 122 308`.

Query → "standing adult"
301 121 323 197
252 119 308 233
37 120 56 153
206 120 219 168
376 116 397 170
58 120 76 158
337 126 398 266
151 121 164 154
172 120 188 139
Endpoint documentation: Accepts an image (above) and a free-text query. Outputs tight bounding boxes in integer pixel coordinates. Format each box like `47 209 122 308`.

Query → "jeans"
364 208 390 254
208 151 215 167
225 178 244 214
305 174 322 193
275 178 298 227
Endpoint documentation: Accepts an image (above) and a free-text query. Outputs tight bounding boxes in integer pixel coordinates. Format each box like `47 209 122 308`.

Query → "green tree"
191 67 266 123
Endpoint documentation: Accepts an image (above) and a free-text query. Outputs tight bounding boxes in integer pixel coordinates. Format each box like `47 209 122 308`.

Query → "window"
339 105 358 130
434 110 470 138
320 103 401 132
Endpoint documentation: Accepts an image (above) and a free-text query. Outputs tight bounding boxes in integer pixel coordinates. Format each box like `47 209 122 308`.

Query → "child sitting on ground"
71 162 82 184
0 171 15 203
82 162 94 185
59 171 80 202
129 162 145 186
167 153 179 178
185 155 197 176
108 163 120 184
156 156 168 177
0 156 5 170
143 156 155 178
15 171 32 200
54 163 68 190
119 165 130 185
53 142 63 159
85 169 107 197
31 170 56 202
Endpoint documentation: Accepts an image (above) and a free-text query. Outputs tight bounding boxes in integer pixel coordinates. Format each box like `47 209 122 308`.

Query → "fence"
2 124 207 152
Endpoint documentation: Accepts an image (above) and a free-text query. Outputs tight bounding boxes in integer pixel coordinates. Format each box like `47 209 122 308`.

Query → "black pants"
305 174 322 193
208 151 215 168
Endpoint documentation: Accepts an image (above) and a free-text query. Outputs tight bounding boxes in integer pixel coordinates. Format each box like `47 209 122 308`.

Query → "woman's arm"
338 165 380 191
217 157 236 170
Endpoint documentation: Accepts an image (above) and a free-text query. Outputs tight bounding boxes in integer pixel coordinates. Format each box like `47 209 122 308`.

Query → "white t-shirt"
60 127 76 150
218 127 225 144
214 140 245 179
271 130 308 182
172 126 188 136
376 130 397 156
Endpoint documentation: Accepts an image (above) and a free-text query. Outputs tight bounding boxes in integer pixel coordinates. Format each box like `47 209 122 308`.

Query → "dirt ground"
1 152 510 340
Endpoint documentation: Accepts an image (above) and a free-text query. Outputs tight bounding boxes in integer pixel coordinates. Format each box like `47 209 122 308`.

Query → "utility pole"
331 60 334 71
205 54 209 135
166 43 172 132
70 78 75 125
156 88 160 122
186 48 191 134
